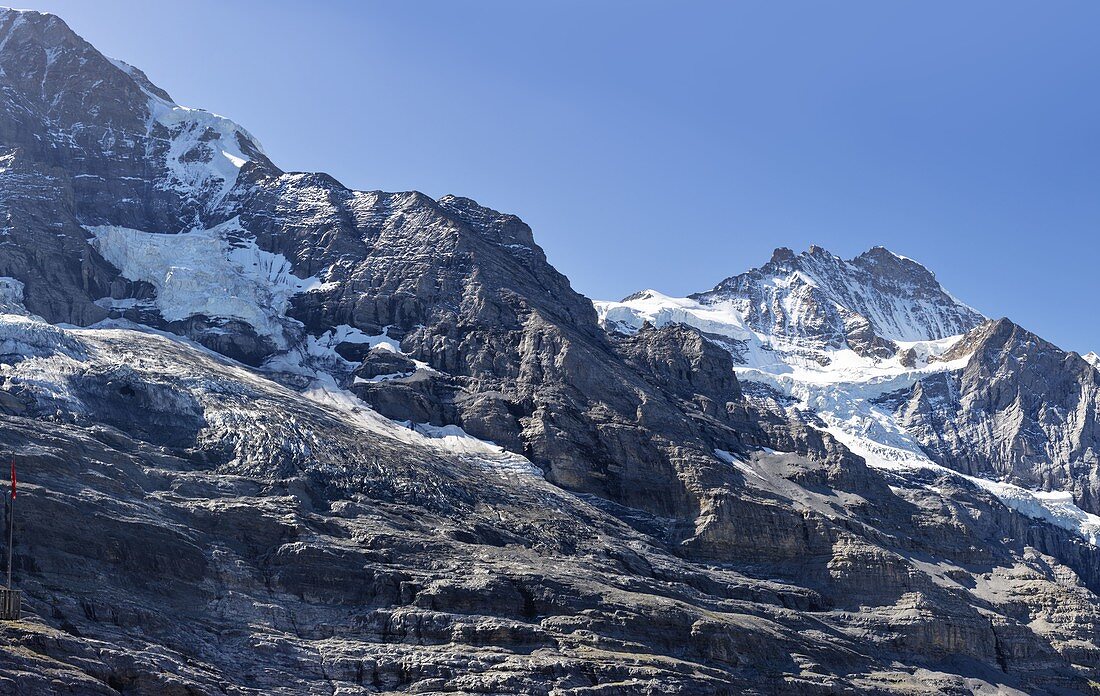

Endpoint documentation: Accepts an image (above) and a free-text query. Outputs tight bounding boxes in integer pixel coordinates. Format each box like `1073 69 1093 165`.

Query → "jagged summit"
0 5 268 227
599 245 985 362
693 244 984 345
0 6 170 102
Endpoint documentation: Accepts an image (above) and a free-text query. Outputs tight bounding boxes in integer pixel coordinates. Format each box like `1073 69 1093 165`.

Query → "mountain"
886 319 1100 515
597 246 1100 535
695 245 984 351
2 8 1100 695
602 245 984 362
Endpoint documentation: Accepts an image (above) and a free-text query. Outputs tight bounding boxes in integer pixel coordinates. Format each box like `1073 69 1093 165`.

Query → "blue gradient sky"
22 1 1100 352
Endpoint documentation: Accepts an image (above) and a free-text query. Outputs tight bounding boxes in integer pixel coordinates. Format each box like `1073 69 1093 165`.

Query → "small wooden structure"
0 588 19 620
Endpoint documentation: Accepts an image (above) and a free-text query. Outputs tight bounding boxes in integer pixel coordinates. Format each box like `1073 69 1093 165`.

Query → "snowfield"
108 53 268 210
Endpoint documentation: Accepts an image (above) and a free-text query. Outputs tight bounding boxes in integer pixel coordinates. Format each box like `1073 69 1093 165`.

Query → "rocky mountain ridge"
0 7 1099 695
598 246 1100 528
693 244 984 357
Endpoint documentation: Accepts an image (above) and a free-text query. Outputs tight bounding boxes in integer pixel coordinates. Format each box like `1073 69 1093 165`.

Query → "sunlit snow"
596 285 1100 547
87 217 324 348
104 53 265 210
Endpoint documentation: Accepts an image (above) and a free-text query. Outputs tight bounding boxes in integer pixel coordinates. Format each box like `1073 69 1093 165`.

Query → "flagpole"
6 452 12 590
5 493 11 590
6 498 11 589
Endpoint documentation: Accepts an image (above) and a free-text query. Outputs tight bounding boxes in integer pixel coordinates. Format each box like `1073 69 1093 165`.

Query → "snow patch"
0 277 27 315
595 291 753 341
0 313 84 359
0 314 87 410
714 448 766 482
104 53 267 210
821 421 1100 545
264 325 414 377
148 98 261 207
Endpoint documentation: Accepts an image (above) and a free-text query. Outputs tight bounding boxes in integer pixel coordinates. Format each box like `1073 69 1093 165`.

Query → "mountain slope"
597 250 1100 555
887 318 1100 514
5 305 1100 695
1 7 1100 695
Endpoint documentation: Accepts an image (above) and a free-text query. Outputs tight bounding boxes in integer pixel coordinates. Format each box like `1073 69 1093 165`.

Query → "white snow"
147 97 263 208
596 281 1100 546
301 378 543 479
714 448 766 481
258 325 531 476
0 277 27 315
353 372 413 384
596 290 754 341
0 312 84 358
101 52 266 210
315 324 403 354
87 217 324 348
263 325 435 380
94 297 150 312
0 314 87 410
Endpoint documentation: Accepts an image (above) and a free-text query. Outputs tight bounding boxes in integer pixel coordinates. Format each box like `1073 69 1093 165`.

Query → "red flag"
9 455 14 499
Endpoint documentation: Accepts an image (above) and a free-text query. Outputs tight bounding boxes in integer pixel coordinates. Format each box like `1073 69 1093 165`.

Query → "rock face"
1 7 1100 696
0 8 269 329
888 318 1100 514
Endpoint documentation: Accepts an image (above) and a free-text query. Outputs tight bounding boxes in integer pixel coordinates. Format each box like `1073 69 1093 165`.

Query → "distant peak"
621 289 665 303
863 245 901 258
856 245 919 266
0 7 55 18
0 7 72 38
691 241 985 343
767 244 840 268
769 247 796 264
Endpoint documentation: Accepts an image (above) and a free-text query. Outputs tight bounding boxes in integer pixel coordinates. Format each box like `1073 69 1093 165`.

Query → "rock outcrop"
888 318 1100 514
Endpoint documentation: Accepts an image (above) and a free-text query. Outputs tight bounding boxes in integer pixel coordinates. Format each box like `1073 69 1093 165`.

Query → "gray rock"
889 318 1100 515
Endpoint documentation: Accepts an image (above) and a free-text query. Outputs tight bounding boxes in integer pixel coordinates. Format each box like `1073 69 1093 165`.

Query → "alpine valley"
1 8 1100 696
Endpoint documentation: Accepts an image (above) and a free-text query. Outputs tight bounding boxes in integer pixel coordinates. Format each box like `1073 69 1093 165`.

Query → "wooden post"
0 587 18 620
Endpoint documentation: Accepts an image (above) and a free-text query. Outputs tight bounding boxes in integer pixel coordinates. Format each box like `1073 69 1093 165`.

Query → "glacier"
87 217 326 348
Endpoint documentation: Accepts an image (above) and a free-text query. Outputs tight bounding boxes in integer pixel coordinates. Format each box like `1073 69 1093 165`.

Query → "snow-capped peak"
594 248 1100 548
0 6 266 213
144 95 266 208
597 245 985 366
693 245 985 346
108 58 268 210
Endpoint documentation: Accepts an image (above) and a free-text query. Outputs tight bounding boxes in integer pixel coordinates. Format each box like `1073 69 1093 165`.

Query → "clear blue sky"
22 1 1100 352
